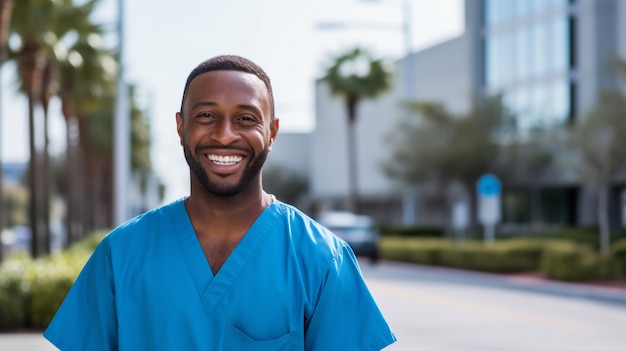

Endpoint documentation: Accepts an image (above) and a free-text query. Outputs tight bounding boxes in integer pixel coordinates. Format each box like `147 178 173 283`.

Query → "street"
361 260 626 351
2 260 626 351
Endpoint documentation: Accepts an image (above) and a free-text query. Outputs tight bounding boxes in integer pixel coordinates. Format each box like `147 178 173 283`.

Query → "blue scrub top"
44 199 396 351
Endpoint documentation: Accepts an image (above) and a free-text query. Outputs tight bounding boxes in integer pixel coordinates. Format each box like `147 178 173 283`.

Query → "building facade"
467 0 626 228
275 0 626 228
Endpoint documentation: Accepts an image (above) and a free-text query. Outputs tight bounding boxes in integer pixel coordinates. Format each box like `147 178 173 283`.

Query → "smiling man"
44 55 397 351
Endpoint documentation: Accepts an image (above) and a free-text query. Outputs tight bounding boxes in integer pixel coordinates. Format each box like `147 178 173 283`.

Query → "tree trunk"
41 105 51 254
530 185 544 233
64 115 82 245
78 119 97 234
27 94 41 258
22 48 46 258
597 183 611 255
0 0 13 262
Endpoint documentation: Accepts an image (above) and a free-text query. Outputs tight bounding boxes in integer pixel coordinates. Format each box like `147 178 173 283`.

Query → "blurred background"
1 1 626 348
2 0 626 265
0 0 464 255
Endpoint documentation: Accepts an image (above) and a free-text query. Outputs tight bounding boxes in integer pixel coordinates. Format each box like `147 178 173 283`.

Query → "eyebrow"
189 101 264 117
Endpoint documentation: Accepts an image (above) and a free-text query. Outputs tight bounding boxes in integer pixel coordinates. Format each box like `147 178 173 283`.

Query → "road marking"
367 280 596 333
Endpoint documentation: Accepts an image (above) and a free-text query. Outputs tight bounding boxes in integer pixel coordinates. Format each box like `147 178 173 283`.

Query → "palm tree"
10 0 51 258
57 32 116 244
10 0 103 257
322 47 391 212
0 0 13 262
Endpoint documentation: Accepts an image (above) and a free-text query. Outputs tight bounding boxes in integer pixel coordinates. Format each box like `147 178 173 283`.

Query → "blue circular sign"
477 174 501 196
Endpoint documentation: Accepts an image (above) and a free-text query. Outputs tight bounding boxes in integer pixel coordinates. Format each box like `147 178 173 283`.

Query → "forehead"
184 70 270 113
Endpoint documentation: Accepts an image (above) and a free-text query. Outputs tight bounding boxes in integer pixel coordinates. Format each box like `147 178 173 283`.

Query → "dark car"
317 211 380 262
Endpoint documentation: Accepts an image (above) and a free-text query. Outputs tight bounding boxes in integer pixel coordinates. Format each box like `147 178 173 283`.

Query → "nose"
211 117 239 145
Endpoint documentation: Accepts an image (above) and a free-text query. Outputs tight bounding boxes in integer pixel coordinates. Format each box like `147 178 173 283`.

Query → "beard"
182 141 269 196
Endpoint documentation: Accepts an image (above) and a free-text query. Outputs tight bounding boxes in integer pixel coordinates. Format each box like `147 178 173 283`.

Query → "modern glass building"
309 0 626 228
483 0 573 130
465 0 626 227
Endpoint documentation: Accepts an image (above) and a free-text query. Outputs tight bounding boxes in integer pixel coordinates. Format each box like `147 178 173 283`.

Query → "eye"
237 114 259 124
194 112 215 121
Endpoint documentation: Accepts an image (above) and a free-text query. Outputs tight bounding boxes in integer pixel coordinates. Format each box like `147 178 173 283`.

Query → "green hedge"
381 236 626 281
381 237 549 273
610 238 626 278
540 244 613 281
0 231 106 331
0 252 33 329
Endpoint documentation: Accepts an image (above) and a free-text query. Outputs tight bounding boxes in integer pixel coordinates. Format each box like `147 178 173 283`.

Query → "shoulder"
104 198 186 246
273 202 345 244
271 201 350 262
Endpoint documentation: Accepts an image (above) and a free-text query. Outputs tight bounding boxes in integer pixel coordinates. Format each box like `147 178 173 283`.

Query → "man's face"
176 70 278 196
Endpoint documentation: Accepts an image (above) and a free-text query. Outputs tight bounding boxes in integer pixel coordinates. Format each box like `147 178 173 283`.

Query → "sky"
1 0 464 204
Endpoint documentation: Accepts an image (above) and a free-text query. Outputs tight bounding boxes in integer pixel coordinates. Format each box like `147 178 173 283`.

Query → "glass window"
484 0 513 25
503 189 531 224
529 0 544 14
515 0 531 19
486 33 514 87
533 21 549 77
531 83 549 123
549 17 568 73
512 88 533 131
541 188 570 225
485 36 498 86
484 0 497 25
549 77 569 125
516 27 532 81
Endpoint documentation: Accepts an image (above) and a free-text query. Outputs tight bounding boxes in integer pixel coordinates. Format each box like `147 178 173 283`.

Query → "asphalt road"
2 260 626 351
360 260 626 351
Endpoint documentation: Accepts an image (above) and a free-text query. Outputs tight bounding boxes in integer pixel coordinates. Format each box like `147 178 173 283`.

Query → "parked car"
316 211 380 262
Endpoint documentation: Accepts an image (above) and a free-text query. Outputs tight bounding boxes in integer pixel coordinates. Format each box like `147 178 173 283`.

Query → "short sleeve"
44 237 118 351
304 244 396 351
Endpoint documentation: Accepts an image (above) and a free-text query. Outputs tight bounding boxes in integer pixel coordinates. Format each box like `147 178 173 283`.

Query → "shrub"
609 238 626 278
0 252 33 330
379 237 448 265
0 231 105 330
29 257 82 329
26 232 106 328
438 239 546 273
380 237 551 273
539 242 613 281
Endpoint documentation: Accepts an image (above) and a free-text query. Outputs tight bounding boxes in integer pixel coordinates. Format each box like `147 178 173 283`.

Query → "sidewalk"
499 271 626 306
0 332 56 351
385 261 626 307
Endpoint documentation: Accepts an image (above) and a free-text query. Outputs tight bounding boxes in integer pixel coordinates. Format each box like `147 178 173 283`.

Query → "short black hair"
179 55 275 119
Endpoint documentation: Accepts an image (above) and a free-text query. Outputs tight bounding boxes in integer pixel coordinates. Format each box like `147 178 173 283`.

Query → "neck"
184 181 274 239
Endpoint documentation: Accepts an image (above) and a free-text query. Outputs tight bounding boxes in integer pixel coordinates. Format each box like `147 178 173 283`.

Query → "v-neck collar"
169 198 282 315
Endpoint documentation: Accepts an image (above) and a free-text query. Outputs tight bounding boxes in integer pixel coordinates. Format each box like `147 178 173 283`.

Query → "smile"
206 154 243 165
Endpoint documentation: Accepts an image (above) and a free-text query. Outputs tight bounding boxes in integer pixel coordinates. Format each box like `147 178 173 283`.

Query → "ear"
268 118 279 151
176 112 184 146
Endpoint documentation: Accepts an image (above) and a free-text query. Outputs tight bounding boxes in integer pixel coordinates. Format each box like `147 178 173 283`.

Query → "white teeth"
207 154 243 165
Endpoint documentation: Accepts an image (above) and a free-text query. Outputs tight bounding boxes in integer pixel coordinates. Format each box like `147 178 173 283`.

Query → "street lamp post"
114 0 130 226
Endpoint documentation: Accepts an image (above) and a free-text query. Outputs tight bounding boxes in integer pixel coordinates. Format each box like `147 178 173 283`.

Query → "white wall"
311 35 471 203
265 132 310 177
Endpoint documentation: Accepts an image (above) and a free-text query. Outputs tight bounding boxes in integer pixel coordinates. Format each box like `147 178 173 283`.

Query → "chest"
198 233 244 274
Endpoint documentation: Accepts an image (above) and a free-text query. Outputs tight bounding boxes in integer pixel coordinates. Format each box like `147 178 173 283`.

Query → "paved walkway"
0 332 56 351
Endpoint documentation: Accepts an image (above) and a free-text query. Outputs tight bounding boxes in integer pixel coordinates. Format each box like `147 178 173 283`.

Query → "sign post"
451 200 469 241
476 174 501 244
